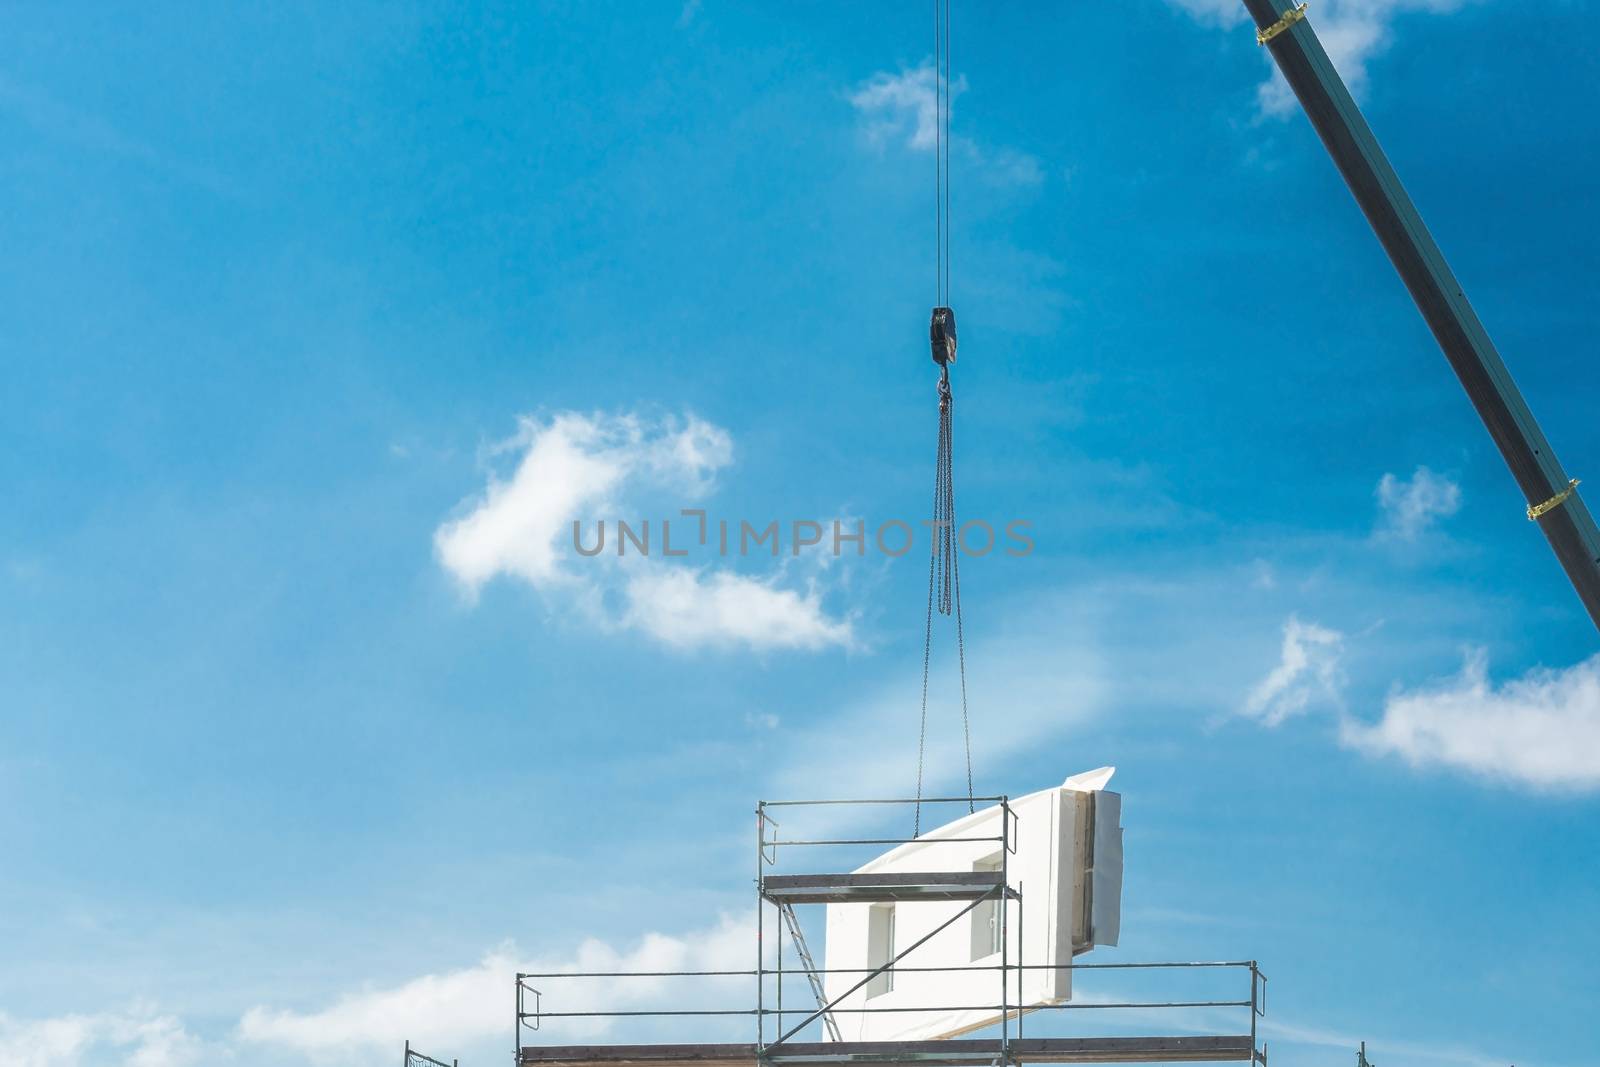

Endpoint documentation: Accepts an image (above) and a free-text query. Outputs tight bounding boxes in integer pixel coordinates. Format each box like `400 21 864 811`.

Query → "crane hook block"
930 306 958 366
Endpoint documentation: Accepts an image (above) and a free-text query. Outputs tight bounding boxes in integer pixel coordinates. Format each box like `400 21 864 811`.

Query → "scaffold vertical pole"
756 803 765 1054
1000 797 1010 1065
776 894 784 1041
1017 878 1024 1041
1249 962 1259 1064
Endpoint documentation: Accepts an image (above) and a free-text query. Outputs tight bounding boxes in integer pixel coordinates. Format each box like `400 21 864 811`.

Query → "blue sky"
3 1 1599 1065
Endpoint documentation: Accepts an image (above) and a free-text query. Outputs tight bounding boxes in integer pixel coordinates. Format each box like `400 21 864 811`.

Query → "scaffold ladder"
778 901 841 1042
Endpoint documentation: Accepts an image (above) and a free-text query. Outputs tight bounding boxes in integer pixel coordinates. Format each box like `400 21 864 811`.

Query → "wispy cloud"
434 411 853 652
1343 651 1600 792
1240 615 1346 726
850 63 955 152
849 63 1043 187
1166 0 1474 116
0 1007 204 1067
1374 466 1461 541
238 915 755 1063
0 73 237 197
1261 1015 1512 1067
756 592 1114 851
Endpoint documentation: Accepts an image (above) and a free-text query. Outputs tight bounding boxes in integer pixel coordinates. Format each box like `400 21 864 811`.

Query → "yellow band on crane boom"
1257 3 1309 45
1528 479 1582 522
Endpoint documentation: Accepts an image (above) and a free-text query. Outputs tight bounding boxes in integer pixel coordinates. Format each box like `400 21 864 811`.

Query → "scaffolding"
516 796 1267 1067
406 1040 459 1067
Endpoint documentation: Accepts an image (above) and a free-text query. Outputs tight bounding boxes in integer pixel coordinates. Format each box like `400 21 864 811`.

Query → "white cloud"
0 1008 203 1067
849 63 954 152
1241 615 1346 726
623 567 851 651
434 411 853 652
1375 466 1461 541
1235 613 1600 795
849 64 1042 187
1167 0 1473 116
436 411 730 592
239 915 755 1063
1343 651 1600 791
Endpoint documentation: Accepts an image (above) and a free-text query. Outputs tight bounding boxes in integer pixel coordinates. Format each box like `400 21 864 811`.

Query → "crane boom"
1243 0 1600 633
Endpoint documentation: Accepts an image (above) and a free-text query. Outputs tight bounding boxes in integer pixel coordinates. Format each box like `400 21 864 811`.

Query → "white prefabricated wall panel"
820 774 1122 1043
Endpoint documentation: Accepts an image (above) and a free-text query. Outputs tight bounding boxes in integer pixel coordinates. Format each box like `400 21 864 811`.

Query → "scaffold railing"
405 1038 458 1067
515 959 1266 1064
